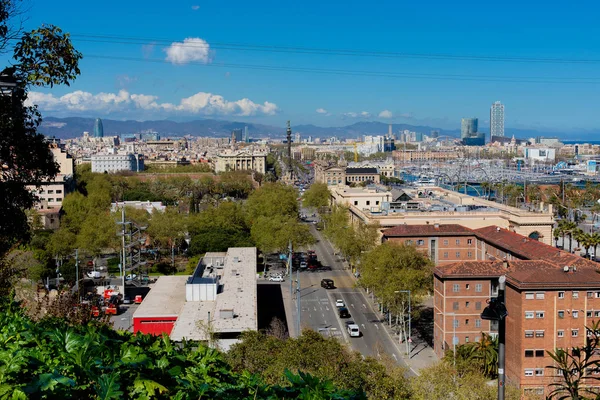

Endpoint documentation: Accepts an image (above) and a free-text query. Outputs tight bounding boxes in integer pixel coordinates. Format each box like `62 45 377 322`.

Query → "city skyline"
11 0 600 132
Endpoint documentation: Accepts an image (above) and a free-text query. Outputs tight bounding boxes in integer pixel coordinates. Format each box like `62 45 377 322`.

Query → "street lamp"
481 275 508 400
395 290 411 356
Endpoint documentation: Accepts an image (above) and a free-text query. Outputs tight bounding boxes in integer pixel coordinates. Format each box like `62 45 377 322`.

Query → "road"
282 213 414 374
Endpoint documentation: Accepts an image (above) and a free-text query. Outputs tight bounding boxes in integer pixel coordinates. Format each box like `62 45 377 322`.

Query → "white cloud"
316 108 328 114
26 90 279 117
343 111 371 119
378 110 393 119
399 112 414 119
164 37 212 65
191 5 200 10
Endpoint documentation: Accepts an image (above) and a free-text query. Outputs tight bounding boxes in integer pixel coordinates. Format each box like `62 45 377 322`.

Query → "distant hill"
38 117 461 140
38 116 598 141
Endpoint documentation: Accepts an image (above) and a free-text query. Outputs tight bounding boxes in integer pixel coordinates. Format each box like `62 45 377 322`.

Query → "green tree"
302 183 331 209
245 182 298 223
76 211 119 262
359 242 433 341
147 207 187 265
250 215 314 254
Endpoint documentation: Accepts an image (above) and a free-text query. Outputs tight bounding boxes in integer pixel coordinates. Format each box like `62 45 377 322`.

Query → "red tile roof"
436 260 600 289
382 224 475 238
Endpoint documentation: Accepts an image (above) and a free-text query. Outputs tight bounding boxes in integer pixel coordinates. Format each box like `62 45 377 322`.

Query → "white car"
300 261 307 269
125 274 137 281
268 275 284 282
335 299 345 308
347 324 360 337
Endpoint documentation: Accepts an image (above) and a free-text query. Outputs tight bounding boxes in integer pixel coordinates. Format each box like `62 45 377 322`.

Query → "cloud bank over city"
26 90 279 117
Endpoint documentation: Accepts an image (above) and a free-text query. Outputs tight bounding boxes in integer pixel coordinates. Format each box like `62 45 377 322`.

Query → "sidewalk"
359 284 438 375
280 277 298 338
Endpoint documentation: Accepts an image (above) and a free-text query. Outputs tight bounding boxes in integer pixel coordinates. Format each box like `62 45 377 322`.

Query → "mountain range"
38 116 593 141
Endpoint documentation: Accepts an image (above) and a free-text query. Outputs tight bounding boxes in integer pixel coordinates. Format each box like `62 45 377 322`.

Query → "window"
525 350 534 357
536 292 545 299
475 302 482 310
573 329 579 337
455 252 460 258
453 319 459 328
453 284 459 293
535 350 545 357
573 311 579 318
535 368 544 376
56 198 62 201
558 311 565 319
573 291 579 299
354 201 358 205
443 240 448 245
465 319 469 325
467 252 472 258
405 240 413 245
558 330 564 337
443 252 448 258
595 311 600 317
525 292 535 300
466 284 470 290
465 301 470 308
467 239 473 245
559 291 565 299
536 331 545 338
465 336 469 343
475 319 481 328
525 330 534 338
453 302 459 310
525 369 534 377
536 311 545 319
475 284 482 293
47 198 54 202
588 311 593 318
375 201 380 205
456 239 460 245
56 190 62 194
417 240 424 246
366 201 370 206
47 190 54 194
588 291 594 298
525 311 535 319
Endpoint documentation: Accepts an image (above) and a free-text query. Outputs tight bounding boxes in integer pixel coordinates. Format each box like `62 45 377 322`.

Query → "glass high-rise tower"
94 118 104 138
461 118 478 139
490 101 504 138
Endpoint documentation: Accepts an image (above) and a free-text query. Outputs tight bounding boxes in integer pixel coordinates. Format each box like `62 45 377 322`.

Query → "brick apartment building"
382 223 600 396
434 259 600 397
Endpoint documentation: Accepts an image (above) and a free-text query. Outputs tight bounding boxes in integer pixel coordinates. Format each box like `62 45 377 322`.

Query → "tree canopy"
302 183 330 209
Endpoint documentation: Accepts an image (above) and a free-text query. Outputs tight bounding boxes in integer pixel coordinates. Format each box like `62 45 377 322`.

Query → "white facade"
214 150 267 174
27 146 74 210
91 153 144 173
524 148 556 164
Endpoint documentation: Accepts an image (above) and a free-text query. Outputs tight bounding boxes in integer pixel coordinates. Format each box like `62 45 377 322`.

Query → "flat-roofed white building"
214 150 267 174
133 247 258 351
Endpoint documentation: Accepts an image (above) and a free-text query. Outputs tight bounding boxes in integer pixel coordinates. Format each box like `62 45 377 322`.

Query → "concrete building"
392 150 460 163
490 101 505 138
111 201 166 214
331 186 555 244
27 144 75 222
214 150 267 174
133 248 258 350
91 152 144 173
314 162 346 186
345 167 380 185
524 148 556 164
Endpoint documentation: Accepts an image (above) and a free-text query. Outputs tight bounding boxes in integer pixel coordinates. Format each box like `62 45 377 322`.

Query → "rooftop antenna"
286 121 292 178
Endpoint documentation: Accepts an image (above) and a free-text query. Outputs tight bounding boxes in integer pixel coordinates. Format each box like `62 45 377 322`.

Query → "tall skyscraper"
490 101 505 138
294 132 301 144
461 118 478 139
244 126 249 143
94 118 104 138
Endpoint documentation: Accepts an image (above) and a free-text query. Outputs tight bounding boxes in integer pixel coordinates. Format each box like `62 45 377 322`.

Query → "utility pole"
296 264 301 336
121 207 126 292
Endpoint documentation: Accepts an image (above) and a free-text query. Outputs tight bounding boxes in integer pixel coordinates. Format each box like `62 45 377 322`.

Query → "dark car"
338 307 350 318
321 279 334 289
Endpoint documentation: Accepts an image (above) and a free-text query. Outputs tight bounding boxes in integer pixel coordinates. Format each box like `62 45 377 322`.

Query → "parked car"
122 296 131 304
268 275 284 282
335 299 345 308
300 261 307 269
321 279 334 289
87 271 101 279
125 274 137 281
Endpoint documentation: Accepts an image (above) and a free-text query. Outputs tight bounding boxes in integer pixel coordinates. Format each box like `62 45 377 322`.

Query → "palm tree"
590 232 600 259
553 227 562 248
564 221 579 253
469 333 499 378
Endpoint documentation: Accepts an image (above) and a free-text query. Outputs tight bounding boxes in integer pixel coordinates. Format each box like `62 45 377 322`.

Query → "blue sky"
16 0 600 132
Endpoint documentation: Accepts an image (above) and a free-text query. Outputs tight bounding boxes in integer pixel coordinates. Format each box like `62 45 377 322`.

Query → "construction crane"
353 142 358 162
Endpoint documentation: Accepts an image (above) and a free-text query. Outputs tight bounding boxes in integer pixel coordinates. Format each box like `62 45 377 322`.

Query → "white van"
347 324 360 337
